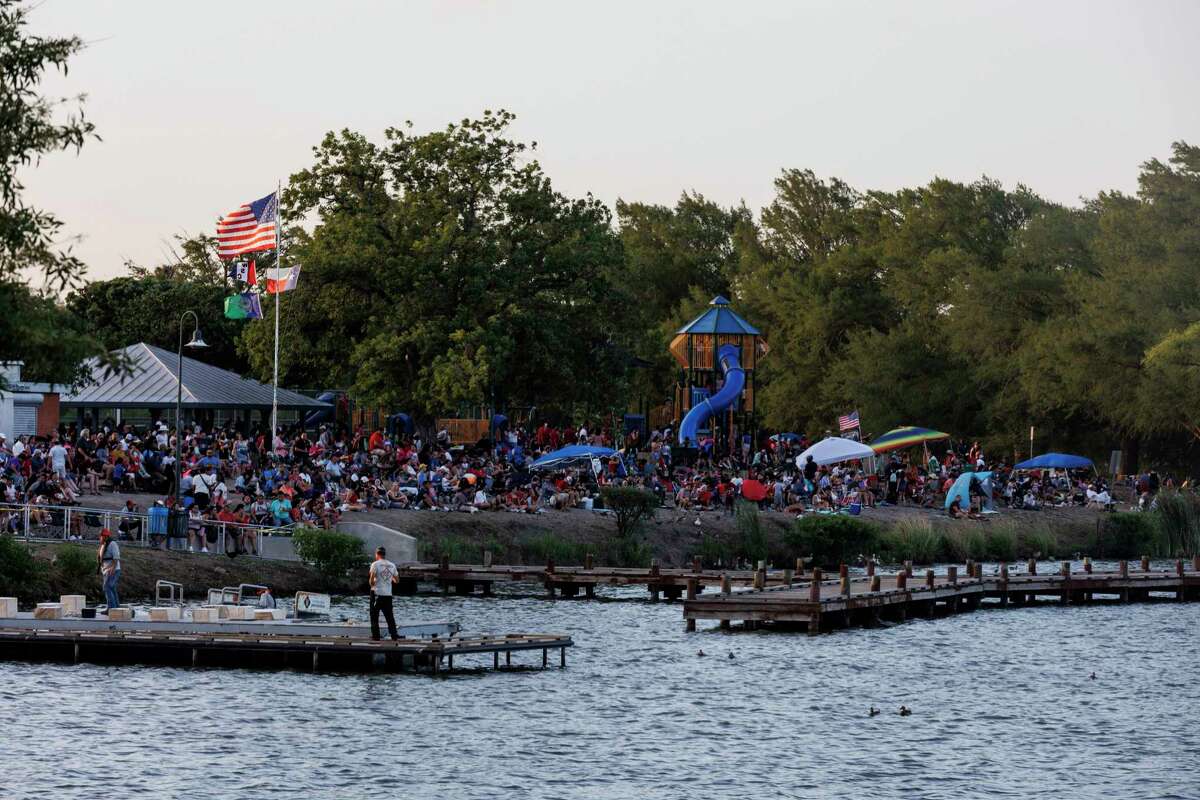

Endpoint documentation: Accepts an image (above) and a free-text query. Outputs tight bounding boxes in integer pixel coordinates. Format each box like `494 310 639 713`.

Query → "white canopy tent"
795 436 876 467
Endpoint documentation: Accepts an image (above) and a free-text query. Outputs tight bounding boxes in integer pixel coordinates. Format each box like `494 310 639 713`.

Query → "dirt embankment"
81 491 1107 571
25 543 324 606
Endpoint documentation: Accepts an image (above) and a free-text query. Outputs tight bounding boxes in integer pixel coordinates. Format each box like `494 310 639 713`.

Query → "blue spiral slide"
678 344 746 446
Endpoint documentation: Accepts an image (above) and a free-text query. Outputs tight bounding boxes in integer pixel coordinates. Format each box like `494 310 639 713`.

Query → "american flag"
838 410 860 432
216 192 278 259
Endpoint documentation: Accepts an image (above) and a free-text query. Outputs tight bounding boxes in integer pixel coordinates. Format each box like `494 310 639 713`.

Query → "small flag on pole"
226 258 257 285
265 265 300 294
216 192 278 259
224 292 264 320
838 410 860 432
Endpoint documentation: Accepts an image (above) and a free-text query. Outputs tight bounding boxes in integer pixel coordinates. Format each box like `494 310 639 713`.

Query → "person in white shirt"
49 441 68 480
368 547 399 640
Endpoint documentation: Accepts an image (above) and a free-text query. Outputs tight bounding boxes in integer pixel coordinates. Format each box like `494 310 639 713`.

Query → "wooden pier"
682 558 1200 633
0 618 572 674
397 555 797 600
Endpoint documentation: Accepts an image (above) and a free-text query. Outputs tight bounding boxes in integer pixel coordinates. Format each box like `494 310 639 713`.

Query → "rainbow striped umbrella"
869 426 950 454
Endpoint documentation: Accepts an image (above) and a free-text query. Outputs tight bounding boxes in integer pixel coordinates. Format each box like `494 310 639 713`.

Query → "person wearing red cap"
97 528 121 610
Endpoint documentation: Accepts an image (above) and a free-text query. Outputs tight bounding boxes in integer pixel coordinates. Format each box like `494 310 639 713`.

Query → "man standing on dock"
97 528 121 610
369 546 400 641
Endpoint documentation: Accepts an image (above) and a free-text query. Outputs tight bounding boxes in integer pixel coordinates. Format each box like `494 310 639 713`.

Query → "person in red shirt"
368 429 386 454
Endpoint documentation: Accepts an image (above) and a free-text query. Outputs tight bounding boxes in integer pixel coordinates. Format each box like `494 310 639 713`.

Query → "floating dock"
396 555 794 599
682 558 1200 633
0 616 571 674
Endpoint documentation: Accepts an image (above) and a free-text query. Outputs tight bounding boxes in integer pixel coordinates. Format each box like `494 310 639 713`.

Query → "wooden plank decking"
396 555 796 599
0 621 572 674
683 559 1200 633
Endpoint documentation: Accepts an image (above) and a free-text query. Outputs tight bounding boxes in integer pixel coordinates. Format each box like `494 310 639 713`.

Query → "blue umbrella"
529 445 617 471
1014 453 1093 470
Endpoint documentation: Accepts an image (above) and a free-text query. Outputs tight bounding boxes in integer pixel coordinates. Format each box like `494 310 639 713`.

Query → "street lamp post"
174 311 208 514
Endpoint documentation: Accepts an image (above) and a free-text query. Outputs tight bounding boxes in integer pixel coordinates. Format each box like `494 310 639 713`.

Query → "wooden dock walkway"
0 619 572 674
683 557 1200 633
397 555 793 600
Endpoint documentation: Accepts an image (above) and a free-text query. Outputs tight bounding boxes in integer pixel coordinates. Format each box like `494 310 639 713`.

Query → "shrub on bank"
599 487 658 539
785 515 880 569
1153 491 1200 556
0 535 47 598
878 518 941 564
1096 513 1160 559
292 527 368 585
734 500 768 565
53 544 97 590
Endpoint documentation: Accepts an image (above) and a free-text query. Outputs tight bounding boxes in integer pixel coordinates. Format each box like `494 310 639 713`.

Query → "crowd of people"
0 419 1161 548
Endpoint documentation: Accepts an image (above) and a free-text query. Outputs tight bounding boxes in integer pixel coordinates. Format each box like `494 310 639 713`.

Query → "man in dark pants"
368 546 399 640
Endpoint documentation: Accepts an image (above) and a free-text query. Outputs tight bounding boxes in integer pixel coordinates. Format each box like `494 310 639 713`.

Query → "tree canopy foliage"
0 0 105 385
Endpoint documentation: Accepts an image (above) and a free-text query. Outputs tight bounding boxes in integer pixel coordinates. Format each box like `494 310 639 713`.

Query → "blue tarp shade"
944 471 995 512
1014 453 1094 470
529 445 617 471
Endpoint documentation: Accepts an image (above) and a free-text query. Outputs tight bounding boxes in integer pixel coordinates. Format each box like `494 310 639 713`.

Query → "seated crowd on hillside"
0 420 1145 539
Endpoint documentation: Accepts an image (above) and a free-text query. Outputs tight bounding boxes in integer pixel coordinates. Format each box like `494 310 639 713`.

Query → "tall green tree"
240 110 629 422
0 0 106 385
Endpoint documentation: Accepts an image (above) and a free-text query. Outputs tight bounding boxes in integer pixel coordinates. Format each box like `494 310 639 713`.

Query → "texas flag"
265 265 300 294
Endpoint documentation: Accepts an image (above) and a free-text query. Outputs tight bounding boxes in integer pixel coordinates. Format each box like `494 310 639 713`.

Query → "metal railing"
0 502 292 559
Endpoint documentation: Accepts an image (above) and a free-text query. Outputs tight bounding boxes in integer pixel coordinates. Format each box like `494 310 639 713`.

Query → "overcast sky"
22 0 1200 280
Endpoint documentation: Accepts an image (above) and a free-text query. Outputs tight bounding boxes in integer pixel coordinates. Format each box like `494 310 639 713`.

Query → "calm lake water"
2 568 1198 799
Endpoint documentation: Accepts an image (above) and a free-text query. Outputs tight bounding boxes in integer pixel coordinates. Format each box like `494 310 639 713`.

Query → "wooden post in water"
925 569 935 589
870 575 881 592
999 563 1009 606
947 565 958 586
965 560 974 580
839 563 849 581
585 553 593 571
809 569 822 602
866 560 876 578
753 568 765 591
1060 561 1070 576
1027 558 1037 575
783 569 793 587
546 555 555 574
1140 555 1150 572
896 571 907 591
685 579 698 632
795 557 805 576
440 553 450 571
841 573 851 597
1193 555 1200 572
1176 559 1185 577
1119 560 1128 578
721 573 732 595
1060 561 1071 604
483 550 493 568
692 556 701 573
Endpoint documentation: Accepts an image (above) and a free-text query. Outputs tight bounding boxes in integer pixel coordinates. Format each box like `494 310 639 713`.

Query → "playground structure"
670 296 767 453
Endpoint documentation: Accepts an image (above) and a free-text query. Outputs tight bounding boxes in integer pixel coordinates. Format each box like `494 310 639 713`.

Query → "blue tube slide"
678 344 746 446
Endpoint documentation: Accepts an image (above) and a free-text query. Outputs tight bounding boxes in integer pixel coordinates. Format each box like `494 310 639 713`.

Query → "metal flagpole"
271 180 281 443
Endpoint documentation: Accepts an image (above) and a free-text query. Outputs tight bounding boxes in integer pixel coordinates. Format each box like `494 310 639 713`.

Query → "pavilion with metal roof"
60 344 329 425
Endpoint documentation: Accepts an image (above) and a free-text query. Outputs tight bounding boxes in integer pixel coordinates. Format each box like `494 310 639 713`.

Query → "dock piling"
809 569 822 601
1141 555 1150 572
895 571 907 591
925 569 935 590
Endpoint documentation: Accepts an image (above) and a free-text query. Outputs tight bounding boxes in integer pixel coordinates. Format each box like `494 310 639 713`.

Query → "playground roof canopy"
676 296 762 336
61 343 330 410
1014 452 1094 470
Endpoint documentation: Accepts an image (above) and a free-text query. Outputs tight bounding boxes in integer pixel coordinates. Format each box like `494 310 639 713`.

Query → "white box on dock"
225 605 253 620
149 606 181 622
192 607 219 623
107 607 133 621
34 603 63 620
0 597 17 618
59 595 86 616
